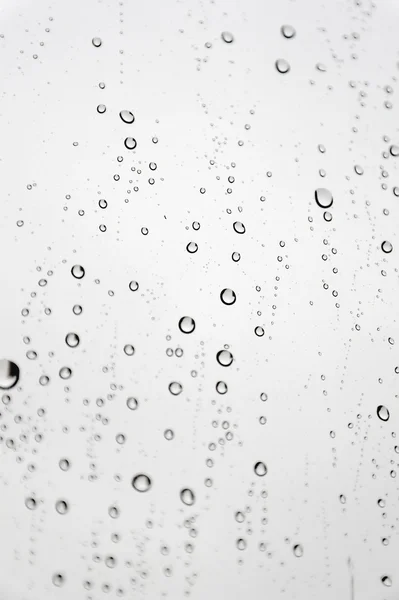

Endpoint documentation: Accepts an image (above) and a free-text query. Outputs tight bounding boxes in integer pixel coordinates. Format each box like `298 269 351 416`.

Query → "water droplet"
73 304 83 315
220 288 236 305
120 110 135 124
233 221 246 234
59 458 70 471
293 544 303 557
275 58 290 74
71 264 85 279
216 350 233 367
315 188 333 208
55 499 69 514
221 31 234 44
126 397 139 410
164 429 174 440
235 511 245 523
169 382 183 395
25 497 37 510
129 280 139 292
178 316 196 334
132 474 152 492
232 251 241 262
92 37 102 47
381 240 393 253
97 104 106 114
52 573 65 587
123 344 135 356
216 381 228 394
236 538 247 550
381 575 392 587
390 145 399 157
377 405 390 421
59 367 72 380
254 461 267 476
65 333 79 348
254 326 265 337
323 211 332 222
180 488 195 505
124 137 137 150
354 164 364 175
281 24 296 39
0 359 20 390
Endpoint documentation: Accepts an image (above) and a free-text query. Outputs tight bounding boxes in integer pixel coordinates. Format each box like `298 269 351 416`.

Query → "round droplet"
233 221 245 234
92 37 102 47
71 264 85 279
169 382 182 395
132 474 152 492
52 573 65 587
59 367 72 380
381 240 393 253
381 575 392 587
281 24 296 39
254 326 264 337
120 110 135 124
180 488 195 506
220 288 236 305
97 104 106 114
221 31 234 44
73 304 82 315
0 359 20 390
216 350 233 367
55 499 69 515
126 397 139 410
377 405 390 422
232 251 241 262
65 333 79 348
186 242 198 253
236 538 247 550
275 58 290 74
390 145 399 157
124 137 137 150
59 458 70 471
216 381 228 394
235 511 245 523
25 497 37 510
354 164 364 175
178 316 196 334
124 344 135 356
293 544 303 557
129 280 139 291
323 211 332 222
315 188 333 208
254 461 267 476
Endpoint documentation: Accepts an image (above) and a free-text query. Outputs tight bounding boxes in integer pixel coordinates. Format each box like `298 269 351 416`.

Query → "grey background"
0 0 398 598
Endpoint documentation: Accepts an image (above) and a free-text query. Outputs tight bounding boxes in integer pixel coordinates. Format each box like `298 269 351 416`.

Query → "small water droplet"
65 333 79 348
132 473 152 492
275 58 290 74
55 499 69 515
381 575 392 587
178 316 196 334
120 110 135 124
315 188 333 208
293 544 304 557
0 359 20 390
126 397 139 410
124 137 137 150
123 344 135 356
71 264 85 279
221 31 234 44
381 240 393 253
216 381 228 394
180 488 195 505
233 221 246 234
216 350 233 367
92 37 102 47
220 288 236 305
59 367 72 380
254 461 267 476
377 405 390 421
169 382 183 395
390 145 399 157
281 24 296 39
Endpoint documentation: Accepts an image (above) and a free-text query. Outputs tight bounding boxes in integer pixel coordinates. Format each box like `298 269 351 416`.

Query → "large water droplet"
236 538 247 550
377 404 390 421
126 397 139 410
216 350 233 367
120 110 135 124
381 240 393 253
221 31 234 44
293 544 304 557
52 573 65 587
92 37 102 47
169 381 183 395
254 461 267 476
123 344 135 356
315 188 333 208
233 221 246 234
65 333 79 348
124 137 137 150
132 474 152 492
59 367 72 380
281 24 296 39
180 488 195 505
381 575 392 587
55 499 69 514
186 242 198 253
0 359 20 390
178 316 196 334
216 381 228 394
220 288 236 305
275 58 290 74
389 145 399 157
71 264 85 279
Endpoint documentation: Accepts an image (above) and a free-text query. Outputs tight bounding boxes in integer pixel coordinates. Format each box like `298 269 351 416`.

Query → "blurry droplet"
164 429 174 440
180 488 195 505
126 397 139 410
381 575 392 587
25 497 37 510
236 538 247 550
216 381 228 394
293 544 304 557
92 37 102 47
281 24 296 39
71 264 85 279
59 458 70 471
221 31 234 44
275 59 290 74
132 474 152 492
0 359 20 390
55 499 69 515
52 573 65 587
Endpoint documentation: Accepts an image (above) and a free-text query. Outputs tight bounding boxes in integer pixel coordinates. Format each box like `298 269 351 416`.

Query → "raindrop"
178 316 196 334
120 110 135 124
390 145 399 157
71 264 85 279
73 304 82 315
129 280 139 291
216 350 233 367
315 188 333 209
124 344 135 356
164 429 174 440
132 474 152 492
275 59 290 74
124 137 137 150
216 381 228 394
52 573 65 587
25 497 37 510
59 458 70 471
221 31 234 44
377 405 390 421
254 326 265 337
126 397 139 410
59 367 72 380
187 242 198 253
236 538 247 550
97 104 106 114
281 24 296 39
169 382 183 395
0 360 20 390
233 221 245 234
354 164 364 175
65 333 80 348
293 544 304 557
180 488 195 506
220 288 236 305
381 575 392 587
323 211 332 222
55 499 69 515
235 511 245 523
92 37 102 47
254 461 267 476
381 240 393 254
